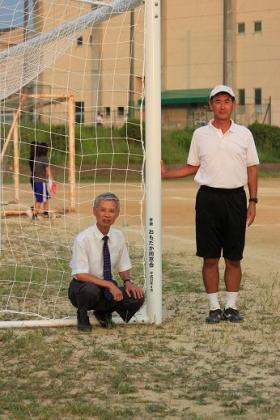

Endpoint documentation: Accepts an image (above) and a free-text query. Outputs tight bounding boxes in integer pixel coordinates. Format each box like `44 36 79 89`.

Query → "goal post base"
0 318 77 329
0 305 155 329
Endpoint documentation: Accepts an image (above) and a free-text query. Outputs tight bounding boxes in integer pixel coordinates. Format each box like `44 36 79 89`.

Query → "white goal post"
0 0 162 328
144 0 162 324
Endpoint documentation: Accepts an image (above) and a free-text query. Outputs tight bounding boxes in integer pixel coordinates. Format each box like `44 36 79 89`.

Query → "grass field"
1 179 280 419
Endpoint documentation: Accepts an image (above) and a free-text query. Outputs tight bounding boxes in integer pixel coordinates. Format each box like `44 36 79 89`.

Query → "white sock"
207 292 220 311
225 291 238 309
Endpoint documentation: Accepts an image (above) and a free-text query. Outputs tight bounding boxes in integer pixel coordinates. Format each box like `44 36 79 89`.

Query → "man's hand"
247 202 256 226
109 283 123 301
125 281 144 300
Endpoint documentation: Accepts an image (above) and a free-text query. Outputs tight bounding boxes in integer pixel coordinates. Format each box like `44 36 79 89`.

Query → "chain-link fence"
162 100 271 129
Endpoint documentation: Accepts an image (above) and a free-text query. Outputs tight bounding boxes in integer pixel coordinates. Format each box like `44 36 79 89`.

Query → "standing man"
68 192 145 332
161 85 259 323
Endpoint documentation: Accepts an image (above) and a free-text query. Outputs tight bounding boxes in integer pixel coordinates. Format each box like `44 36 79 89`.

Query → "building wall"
33 0 100 124
235 0 280 125
32 1 144 126
98 8 144 126
0 27 24 50
161 0 223 91
161 0 279 126
1 1 280 127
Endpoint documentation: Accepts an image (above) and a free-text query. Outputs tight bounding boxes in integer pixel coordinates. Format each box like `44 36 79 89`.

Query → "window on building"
238 89 245 105
77 36 83 46
117 106 125 116
254 21 262 32
75 101 84 123
255 88 262 105
238 22 245 34
105 107 111 116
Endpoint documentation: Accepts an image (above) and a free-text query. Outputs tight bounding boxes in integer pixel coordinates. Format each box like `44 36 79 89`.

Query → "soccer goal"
0 0 162 328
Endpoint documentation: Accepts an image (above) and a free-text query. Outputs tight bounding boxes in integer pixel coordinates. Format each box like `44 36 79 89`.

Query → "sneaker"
206 309 222 323
77 310 92 332
94 311 115 329
222 307 244 322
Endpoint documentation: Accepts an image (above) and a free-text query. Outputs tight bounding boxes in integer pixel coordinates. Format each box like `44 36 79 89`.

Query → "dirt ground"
2 177 279 295
1 178 280 419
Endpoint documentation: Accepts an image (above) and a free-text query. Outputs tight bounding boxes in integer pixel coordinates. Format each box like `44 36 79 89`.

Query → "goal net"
0 0 162 328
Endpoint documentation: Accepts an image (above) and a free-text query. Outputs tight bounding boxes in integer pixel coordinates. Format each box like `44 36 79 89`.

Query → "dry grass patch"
1 250 280 419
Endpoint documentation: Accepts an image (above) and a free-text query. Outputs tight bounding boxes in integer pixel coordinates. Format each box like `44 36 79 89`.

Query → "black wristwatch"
249 197 258 204
123 279 133 284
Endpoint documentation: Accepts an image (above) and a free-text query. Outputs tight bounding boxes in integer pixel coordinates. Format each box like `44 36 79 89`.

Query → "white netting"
0 0 142 101
0 0 145 325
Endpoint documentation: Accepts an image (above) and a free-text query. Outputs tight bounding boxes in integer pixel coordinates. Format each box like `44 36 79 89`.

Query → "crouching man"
68 192 145 332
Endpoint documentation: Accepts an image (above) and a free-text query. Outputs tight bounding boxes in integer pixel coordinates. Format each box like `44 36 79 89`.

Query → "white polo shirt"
187 120 259 188
70 224 132 278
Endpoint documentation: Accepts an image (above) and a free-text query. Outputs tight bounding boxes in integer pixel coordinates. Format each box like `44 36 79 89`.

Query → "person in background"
96 112 103 127
31 142 56 219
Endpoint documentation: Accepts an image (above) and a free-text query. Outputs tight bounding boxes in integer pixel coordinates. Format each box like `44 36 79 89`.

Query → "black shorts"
195 186 247 261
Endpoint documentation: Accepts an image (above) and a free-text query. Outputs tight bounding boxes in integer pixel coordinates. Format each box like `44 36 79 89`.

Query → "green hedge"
161 128 193 163
248 123 280 162
5 121 144 168
2 121 280 174
162 123 280 164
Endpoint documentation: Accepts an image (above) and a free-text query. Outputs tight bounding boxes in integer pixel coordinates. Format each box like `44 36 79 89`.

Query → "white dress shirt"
187 120 259 188
70 224 132 278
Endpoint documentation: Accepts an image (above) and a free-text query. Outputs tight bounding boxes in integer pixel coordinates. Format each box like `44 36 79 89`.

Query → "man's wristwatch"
249 197 258 204
123 279 133 284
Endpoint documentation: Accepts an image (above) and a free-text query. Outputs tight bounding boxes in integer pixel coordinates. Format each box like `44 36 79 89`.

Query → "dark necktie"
103 235 114 300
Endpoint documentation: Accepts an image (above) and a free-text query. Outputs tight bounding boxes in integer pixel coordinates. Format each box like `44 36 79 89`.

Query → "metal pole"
145 0 162 324
24 0 29 41
223 0 234 87
269 96 272 125
68 95 76 212
128 10 135 119
0 110 2 253
13 113 20 203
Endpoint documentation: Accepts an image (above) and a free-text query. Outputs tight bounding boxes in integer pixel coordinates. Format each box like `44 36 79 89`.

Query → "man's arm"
46 165 51 178
46 165 57 193
161 161 199 179
247 165 258 227
75 273 123 301
119 270 144 299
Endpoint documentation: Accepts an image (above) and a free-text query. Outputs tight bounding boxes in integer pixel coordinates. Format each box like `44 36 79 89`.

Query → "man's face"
93 200 119 233
209 93 235 121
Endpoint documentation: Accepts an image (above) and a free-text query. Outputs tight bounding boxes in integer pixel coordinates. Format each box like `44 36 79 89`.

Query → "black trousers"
68 279 144 323
195 186 247 260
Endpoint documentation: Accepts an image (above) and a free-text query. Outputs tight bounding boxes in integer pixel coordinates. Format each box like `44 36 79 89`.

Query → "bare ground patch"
1 179 280 418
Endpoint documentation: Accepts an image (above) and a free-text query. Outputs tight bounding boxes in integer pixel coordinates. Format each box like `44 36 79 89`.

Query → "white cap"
209 85 235 99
